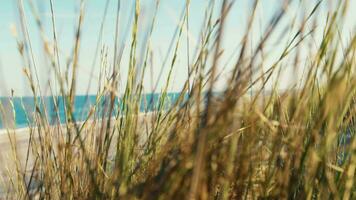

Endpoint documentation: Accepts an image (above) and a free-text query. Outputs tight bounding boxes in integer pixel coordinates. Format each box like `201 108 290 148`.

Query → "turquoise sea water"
0 93 181 129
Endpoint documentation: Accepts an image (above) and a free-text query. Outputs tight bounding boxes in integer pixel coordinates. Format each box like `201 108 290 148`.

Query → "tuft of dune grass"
0 0 355 199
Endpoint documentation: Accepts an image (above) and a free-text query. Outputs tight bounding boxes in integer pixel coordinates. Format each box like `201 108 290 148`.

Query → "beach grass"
0 0 356 199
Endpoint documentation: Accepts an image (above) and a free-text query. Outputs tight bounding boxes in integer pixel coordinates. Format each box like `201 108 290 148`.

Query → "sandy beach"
0 112 153 196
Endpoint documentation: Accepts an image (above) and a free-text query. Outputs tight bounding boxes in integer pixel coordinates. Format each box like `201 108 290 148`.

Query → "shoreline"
0 112 154 135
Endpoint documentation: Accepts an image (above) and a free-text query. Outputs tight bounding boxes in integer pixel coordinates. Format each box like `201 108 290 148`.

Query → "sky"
0 0 355 96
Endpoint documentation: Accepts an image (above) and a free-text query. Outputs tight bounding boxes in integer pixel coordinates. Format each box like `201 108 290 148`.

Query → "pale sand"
0 112 154 195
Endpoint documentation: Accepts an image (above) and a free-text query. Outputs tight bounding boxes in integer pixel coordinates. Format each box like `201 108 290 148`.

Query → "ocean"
0 93 182 129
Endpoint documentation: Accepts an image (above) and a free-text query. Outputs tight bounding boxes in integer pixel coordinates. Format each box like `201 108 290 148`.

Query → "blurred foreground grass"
0 0 356 199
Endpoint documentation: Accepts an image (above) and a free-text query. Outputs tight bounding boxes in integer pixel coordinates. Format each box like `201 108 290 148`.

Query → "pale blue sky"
0 0 355 96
